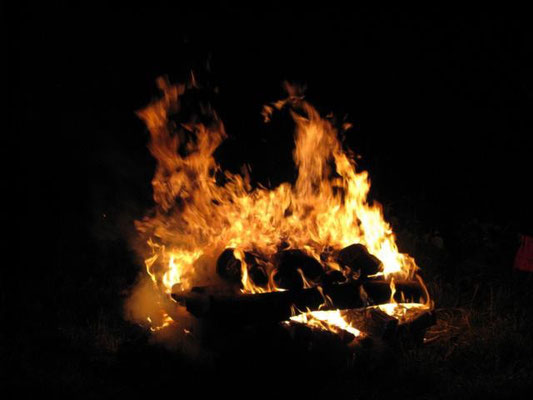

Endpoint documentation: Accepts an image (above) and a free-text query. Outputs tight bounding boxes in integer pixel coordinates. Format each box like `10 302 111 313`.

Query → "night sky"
8 3 533 397
14 4 532 238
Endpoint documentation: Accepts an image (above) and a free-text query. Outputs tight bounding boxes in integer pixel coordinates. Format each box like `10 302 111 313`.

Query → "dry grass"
7 215 533 398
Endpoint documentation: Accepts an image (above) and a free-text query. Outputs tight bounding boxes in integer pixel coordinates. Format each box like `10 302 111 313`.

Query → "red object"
514 235 533 272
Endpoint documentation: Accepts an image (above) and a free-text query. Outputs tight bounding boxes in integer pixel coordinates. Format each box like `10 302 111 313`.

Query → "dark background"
8 2 533 398
14 3 533 231
13 3 533 233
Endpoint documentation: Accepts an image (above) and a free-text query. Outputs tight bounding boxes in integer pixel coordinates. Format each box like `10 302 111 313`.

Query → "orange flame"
290 310 362 338
134 78 424 333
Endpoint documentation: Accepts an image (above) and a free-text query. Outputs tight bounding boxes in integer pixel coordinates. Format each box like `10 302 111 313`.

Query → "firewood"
365 308 398 340
336 243 382 277
216 248 242 284
396 309 436 345
249 263 269 287
216 248 268 287
323 270 347 286
273 249 324 290
171 279 426 324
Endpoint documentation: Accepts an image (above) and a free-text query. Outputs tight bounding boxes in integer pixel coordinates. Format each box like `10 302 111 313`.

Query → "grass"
7 207 533 399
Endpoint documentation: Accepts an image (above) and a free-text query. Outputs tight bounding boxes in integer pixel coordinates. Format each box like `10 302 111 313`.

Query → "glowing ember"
131 78 429 336
290 310 362 337
376 303 428 323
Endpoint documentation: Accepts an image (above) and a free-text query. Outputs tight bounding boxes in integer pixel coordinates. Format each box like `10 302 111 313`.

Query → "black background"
8 2 533 397
13 3 533 234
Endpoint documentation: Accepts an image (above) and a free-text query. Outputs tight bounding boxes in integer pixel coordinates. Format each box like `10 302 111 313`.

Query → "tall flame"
134 78 420 330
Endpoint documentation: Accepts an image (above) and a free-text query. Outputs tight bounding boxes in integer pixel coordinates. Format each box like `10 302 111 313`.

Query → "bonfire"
128 77 434 346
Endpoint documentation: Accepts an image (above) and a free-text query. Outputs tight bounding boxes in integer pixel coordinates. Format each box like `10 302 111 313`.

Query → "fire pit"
128 78 435 353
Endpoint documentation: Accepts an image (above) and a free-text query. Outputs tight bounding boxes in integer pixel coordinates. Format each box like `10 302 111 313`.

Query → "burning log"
336 243 382 277
323 270 347 285
365 308 398 340
357 307 436 345
216 248 242 284
172 279 426 325
216 248 269 287
396 309 436 345
216 247 327 289
249 263 269 287
274 249 324 289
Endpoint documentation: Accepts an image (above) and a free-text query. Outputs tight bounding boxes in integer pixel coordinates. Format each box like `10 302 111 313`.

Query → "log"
216 248 268 287
323 270 347 286
365 308 398 340
360 308 436 345
273 249 324 289
249 263 269 287
171 279 426 324
217 244 384 288
216 248 242 284
396 309 436 345
336 243 382 277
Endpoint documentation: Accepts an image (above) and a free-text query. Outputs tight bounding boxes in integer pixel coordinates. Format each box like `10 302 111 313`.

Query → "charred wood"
365 308 398 340
323 270 347 286
396 309 436 345
216 248 268 287
273 249 324 290
172 279 426 324
216 248 242 284
336 243 382 277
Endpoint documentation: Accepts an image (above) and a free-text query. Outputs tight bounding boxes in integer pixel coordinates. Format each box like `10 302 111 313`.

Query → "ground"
6 203 533 399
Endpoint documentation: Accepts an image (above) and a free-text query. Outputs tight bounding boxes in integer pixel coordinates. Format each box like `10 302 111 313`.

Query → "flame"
375 303 427 323
289 287 362 338
376 273 432 321
290 310 362 338
147 314 173 332
134 78 425 334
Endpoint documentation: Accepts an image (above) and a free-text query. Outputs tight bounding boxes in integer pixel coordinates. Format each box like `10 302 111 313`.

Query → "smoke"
124 274 214 363
124 276 163 327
